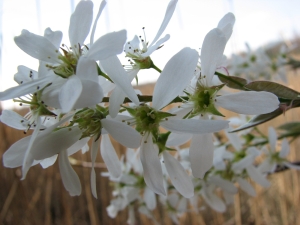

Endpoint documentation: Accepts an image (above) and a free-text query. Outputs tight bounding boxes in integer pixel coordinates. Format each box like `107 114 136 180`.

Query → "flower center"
189 84 223 117
71 105 108 140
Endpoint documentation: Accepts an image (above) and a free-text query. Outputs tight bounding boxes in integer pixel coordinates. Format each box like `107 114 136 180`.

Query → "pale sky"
1 0 300 108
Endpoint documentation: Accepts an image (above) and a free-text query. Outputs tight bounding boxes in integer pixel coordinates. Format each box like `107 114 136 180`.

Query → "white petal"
22 118 43 179
72 79 104 109
190 133 214 178
90 0 107 45
59 75 83 113
152 47 198 109
246 165 270 188
144 187 157 210
100 56 139 105
217 13 235 41
101 118 141 148
100 134 121 178
3 136 31 168
232 155 255 171
142 34 170 57
163 151 194 198
0 75 53 101
201 188 226 212
31 126 82 160
236 178 256 197
76 56 98 82
216 91 279 115
44 27 63 48
14 30 60 63
279 139 290 158
109 87 126 118
59 149 82 196
201 28 227 85
166 132 192 147
210 175 237 194
69 0 93 48
268 127 277 152
0 110 29 130
67 137 90 156
148 0 178 48
225 131 242 151
87 30 127 60
14 66 38 84
40 155 58 169
90 137 100 198
140 135 166 195
160 118 229 134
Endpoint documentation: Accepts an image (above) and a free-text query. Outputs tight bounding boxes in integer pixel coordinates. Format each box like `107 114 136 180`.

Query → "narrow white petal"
87 30 127 60
109 87 126 118
236 178 256 197
144 187 157 210
148 0 178 48
90 0 107 45
102 118 141 148
268 127 277 152
160 119 229 134
67 137 90 156
163 151 194 198
201 189 226 212
100 56 139 105
100 134 121 178
0 110 29 130
59 76 83 113
91 137 100 198
69 0 93 47
201 28 227 85
190 133 214 178
279 139 290 158
232 155 255 171
225 131 242 151
140 135 166 195
14 30 60 63
216 91 279 115
22 118 43 179
166 132 192 147
246 165 270 188
142 34 170 58
0 75 53 101
210 176 237 194
59 149 82 196
152 47 198 109
217 13 235 41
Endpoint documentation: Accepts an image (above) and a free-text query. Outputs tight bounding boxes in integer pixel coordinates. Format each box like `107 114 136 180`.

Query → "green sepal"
215 72 248 90
155 132 171 154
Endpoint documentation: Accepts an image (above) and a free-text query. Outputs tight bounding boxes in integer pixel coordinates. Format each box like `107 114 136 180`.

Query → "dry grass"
1 72 300 225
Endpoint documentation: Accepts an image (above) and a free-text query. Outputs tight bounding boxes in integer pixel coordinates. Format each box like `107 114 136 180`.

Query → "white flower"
259 127 300 173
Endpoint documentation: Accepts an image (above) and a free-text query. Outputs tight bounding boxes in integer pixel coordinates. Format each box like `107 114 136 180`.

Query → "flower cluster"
1 0 300 224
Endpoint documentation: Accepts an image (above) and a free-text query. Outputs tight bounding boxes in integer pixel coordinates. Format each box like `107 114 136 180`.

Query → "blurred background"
1 0 300 224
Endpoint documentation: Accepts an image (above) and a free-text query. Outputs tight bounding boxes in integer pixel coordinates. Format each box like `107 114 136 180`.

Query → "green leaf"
245 81 300 100
230 108 283 132
278 122 300 132
216 72 248 90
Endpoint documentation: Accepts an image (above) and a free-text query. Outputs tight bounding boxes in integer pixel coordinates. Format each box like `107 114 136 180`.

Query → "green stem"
151 63 162 73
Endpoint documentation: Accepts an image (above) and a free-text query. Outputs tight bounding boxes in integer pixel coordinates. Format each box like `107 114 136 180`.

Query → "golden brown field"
1 72 300 225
